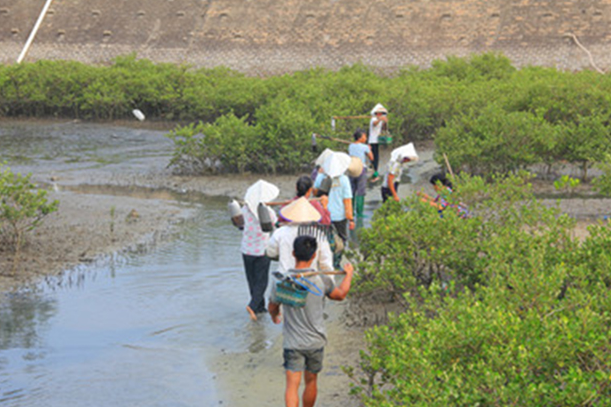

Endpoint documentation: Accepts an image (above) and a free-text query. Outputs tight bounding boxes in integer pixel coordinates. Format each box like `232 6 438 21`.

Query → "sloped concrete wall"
1 0 610 74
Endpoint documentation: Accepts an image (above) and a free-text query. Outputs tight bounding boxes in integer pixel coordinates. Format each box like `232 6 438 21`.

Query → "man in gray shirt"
269 235 354 407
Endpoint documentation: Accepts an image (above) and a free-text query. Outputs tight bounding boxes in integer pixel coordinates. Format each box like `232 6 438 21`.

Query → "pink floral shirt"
240 205 276 256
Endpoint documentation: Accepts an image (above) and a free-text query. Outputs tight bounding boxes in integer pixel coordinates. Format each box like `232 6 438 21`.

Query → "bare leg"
285 370 302 407
246 306 257 321
303 371 318 407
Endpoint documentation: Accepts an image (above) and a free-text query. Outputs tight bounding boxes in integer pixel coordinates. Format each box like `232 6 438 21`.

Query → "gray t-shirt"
270 269 335 350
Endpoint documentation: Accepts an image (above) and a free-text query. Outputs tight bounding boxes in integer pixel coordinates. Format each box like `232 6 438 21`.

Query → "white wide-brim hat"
280 197 321 223
322 152 352 178
315 148 334 166
391 143 419 163
244 180 280 218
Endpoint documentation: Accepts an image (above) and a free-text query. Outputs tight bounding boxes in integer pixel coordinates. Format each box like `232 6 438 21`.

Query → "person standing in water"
268 235 354 407
368 103 388 182
348 128 374 217
240 201 277 320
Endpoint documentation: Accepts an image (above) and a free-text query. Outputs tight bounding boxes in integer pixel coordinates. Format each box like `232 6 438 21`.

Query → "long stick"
332 115 370 120
265 197 323 207
313 133 351 145
294 270 346 278
443 152 455 178
17 0 54 63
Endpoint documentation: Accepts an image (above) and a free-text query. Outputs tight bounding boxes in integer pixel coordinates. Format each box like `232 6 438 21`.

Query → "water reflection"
0 291 56 351
0 198 282 406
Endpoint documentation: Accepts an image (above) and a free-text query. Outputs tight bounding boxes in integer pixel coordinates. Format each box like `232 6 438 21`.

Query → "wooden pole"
332 115 371 120
443 152 455 178
294 270 347 278
313 133 351 145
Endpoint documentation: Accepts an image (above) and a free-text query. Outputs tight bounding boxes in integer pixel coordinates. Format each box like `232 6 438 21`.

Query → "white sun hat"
315 148 334 166
391 143 419 163
244 180 280 218
280 197 322 223
370 103 388 115
322 152 352 178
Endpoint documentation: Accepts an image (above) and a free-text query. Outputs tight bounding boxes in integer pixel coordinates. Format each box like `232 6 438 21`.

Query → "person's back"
280 271 333 351
269 235 354 407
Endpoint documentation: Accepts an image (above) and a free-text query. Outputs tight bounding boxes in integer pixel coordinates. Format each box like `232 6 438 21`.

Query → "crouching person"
268 235 354 407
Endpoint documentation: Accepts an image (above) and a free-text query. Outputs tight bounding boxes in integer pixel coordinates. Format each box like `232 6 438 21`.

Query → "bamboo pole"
293 270 347 278
332 115 370 120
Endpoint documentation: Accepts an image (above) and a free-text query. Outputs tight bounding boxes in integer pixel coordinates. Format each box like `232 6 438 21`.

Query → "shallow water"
0 197 290 406
0 120 447 406
0 121 389 406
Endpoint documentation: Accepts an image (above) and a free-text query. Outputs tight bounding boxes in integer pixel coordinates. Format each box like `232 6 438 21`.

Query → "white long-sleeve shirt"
266 224 334 274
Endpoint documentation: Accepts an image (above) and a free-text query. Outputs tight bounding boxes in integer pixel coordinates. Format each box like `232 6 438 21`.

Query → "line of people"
230 102 422 406
233 176 355 407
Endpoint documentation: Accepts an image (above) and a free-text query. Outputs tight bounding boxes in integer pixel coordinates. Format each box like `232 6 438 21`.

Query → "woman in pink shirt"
241 203 277 320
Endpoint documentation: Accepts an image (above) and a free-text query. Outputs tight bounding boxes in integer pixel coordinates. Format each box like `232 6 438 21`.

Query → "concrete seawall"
1 0 610 74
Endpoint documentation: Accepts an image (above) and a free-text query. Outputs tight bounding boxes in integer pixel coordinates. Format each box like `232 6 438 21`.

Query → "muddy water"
0 121 440 406
0 197 293 406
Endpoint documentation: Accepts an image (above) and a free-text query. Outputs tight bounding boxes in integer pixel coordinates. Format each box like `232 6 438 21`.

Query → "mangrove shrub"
350 174 611 406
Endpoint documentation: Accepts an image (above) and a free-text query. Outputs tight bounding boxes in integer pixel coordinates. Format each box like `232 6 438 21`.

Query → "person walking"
266 197 334 276
268 235 354 407
240 180 279 321
368 103 388 182
240 201 277 321
348 128 374 217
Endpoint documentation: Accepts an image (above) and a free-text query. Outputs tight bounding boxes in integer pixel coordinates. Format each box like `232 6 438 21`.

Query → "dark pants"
242 254 271 313
332 219 348 243
381 182 399 203
350 167 367 197
370 143 380 173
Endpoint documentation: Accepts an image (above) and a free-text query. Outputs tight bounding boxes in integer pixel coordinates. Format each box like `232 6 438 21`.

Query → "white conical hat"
370 103 388 115
280 197 321 223
244 180 279 218
391 143 419 163
322 152 352 178
315 148 334 166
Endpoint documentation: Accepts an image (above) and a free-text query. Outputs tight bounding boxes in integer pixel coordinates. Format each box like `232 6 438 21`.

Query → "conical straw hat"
244 180 280 219
391 143 419 163
280 197 321 223
370 103 388 115
347 156 364 177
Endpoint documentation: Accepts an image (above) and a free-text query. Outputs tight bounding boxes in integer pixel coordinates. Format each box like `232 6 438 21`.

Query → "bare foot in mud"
246 306 257 321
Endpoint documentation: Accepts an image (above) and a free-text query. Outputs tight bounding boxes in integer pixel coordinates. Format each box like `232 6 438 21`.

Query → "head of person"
430 173 453 192
296 175 313 198
353 128 367 143
398 155 412 164
293 235 318 263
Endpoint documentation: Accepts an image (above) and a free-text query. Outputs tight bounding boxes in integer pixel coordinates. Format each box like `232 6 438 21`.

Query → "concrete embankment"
1 0 611 74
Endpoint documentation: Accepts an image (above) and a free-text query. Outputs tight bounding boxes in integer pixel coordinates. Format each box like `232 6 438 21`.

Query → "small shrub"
0 165 59 272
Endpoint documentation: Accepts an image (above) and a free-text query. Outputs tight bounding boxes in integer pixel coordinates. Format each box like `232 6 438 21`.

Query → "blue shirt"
314 174 353 221
348 143 370 165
